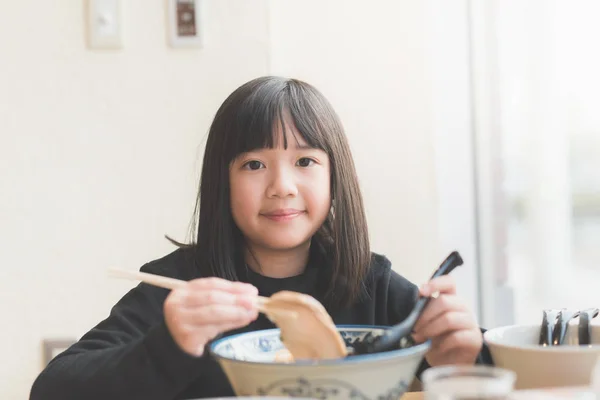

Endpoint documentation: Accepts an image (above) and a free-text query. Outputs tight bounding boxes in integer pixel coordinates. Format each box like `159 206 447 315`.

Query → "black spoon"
578 308 599 346
352 251 464 356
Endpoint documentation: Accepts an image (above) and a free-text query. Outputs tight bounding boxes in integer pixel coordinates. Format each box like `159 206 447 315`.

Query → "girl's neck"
244 241 311 278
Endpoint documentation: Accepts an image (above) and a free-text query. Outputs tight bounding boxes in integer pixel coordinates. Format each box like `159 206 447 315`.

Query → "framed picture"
42 339 76 366
167 0 203 48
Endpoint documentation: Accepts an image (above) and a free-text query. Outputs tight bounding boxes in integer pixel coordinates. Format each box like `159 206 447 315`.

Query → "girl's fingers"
188 277 258 295
413 311 474 341
434 329 482 356
413 294 467 333
176 289 258 311
178 304 259 326
419 275 457 297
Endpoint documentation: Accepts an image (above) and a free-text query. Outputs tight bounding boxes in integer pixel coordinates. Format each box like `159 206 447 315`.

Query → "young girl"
30 76 488 400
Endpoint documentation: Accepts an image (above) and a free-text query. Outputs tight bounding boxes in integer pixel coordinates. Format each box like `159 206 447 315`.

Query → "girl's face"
229 120 331 252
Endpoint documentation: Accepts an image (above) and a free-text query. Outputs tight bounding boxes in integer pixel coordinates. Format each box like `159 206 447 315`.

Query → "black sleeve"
384 269 494 380
29 265 210 400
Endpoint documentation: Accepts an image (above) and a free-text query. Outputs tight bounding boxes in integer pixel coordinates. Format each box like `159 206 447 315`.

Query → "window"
472 0 600 327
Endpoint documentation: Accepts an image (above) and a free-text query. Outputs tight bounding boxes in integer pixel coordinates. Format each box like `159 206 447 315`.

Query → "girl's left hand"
411 275 483 366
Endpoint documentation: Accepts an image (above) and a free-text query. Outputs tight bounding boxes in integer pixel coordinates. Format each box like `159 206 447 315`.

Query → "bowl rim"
208 324 431 366
483 324 600 353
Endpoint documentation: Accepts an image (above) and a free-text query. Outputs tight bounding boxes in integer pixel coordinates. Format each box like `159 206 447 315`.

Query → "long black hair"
175 76 370 308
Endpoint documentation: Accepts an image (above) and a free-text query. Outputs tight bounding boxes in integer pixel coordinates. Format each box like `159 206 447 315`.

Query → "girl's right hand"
164 277 259 356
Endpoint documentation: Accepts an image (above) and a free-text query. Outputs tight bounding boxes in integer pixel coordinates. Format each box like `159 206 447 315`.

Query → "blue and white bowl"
209 325 430 399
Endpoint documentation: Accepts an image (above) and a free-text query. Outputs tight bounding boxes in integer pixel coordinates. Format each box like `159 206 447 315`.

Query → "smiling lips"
261 209 305 222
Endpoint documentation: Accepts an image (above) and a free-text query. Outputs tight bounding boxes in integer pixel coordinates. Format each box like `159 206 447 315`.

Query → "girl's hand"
164 277 259 356
411 275 483 366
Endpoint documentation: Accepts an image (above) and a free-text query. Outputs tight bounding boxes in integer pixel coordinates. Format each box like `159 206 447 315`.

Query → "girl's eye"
242 160 265 170
296 158 315 167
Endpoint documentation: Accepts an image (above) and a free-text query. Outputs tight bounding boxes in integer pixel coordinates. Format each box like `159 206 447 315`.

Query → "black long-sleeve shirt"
30 248 491 399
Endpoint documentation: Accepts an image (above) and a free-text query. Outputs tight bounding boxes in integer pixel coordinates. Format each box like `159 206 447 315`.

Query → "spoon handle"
389 251 464 334
578 308 599 345
358 251 464 354
538 309 560 346
430 251 464 280
408 251 464 322
552 309 580 346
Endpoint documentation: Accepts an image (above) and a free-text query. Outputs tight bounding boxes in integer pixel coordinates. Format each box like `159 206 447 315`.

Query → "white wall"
0 1 270 398
269 0 440 284
1 0 476 398
269 0 479 308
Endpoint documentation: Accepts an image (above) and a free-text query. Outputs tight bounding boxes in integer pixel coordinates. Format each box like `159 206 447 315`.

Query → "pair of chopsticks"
107 268 295 317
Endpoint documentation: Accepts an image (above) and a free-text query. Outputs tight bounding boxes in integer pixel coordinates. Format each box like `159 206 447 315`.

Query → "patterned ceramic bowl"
209 325 430 399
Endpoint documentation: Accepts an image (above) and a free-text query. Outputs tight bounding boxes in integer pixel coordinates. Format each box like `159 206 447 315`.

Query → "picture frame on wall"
42 339 76 367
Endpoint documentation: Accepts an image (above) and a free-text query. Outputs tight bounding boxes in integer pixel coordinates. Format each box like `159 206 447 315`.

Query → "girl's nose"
266 166 298 198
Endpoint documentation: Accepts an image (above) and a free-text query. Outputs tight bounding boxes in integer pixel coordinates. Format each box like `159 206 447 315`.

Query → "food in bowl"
209 325 430 399
260 291 347 361
484 324 600 389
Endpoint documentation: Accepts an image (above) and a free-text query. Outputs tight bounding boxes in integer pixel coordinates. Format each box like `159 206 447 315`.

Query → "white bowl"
484 324 600 390
209 325 430 399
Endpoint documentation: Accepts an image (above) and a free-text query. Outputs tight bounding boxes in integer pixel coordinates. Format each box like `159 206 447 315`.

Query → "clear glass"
422 365 516 400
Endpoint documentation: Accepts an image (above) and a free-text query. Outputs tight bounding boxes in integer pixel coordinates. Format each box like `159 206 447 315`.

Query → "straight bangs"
219 77 334 165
